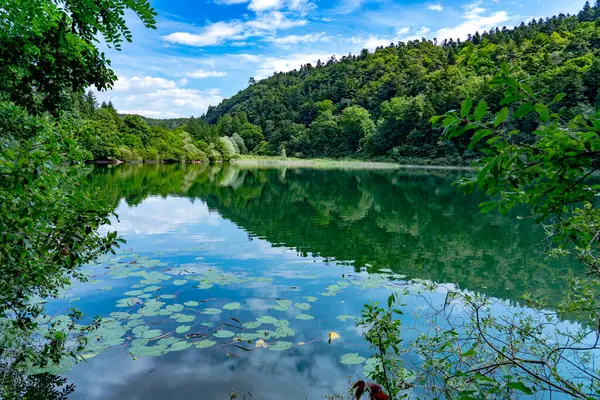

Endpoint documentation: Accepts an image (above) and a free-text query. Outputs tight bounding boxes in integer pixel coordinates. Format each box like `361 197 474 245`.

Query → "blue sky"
96 0 587 118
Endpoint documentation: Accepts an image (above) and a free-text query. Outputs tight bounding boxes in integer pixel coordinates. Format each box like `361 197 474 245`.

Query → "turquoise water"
40 164 578 399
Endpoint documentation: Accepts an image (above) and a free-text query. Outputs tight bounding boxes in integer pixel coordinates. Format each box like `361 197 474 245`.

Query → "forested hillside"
201 2 600 164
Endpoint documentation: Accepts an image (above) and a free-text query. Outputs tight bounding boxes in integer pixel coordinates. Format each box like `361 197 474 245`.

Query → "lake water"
42 164 577 399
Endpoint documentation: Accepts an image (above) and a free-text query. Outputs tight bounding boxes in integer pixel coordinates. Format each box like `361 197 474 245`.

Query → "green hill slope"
203 2 600 164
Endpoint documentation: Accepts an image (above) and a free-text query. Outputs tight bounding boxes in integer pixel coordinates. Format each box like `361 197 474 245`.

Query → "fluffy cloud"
186 69 228 79
216 0 315 13
428 4 443 11
96 75 224 118
162 11 307 47
436 1 510 41
269 32 329 46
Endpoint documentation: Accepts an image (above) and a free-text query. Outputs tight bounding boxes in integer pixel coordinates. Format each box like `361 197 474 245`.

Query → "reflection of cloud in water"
101 197 221 235
68 345 358 400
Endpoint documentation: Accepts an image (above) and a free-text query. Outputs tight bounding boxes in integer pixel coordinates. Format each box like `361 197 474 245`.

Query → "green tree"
339 106 376 153
0 0 156 114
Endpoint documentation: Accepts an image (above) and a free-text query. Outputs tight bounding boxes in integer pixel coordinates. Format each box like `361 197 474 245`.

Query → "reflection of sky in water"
57 195 580 399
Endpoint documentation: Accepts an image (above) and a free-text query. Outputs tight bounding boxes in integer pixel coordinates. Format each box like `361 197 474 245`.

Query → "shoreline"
231 156 473 170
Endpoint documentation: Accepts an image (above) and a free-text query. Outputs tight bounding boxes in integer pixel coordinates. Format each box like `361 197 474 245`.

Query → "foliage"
202 5 600 163
0 0 156 114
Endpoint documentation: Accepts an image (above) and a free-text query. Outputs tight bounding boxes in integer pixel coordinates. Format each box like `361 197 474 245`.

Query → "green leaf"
468 129 494 150
340 353 367 365
460 99 473 118
494 107 509 128
213 330 235 338
474 100 487 122
507 382 533 395
222 302 241 310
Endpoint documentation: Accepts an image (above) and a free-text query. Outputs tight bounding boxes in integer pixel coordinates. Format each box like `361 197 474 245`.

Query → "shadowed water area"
31 163 579 399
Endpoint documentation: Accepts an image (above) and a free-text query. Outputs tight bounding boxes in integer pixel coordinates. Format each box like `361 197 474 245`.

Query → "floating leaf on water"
132 325 149 337
196 284 214 290
126 319 144 329
166 304 184 313
337 281 351 289
175 315 195 323
195 340 217 348
277 299 292 307
273 304 288 311
243 321 262 329
255 339 268 348
100 286 112 291
321 292 336 297
160 294 175 299
124 290 144 296
202 308 222 315
142 329 162 339
304 296 318 302
275 326 295 338
213 330 235 338
269 341 293 352
176 325 191 334
235 332 257 342
257 316 278 324
337 315 357 321
130 345 166 357
80 352 99 360
170 341 192 352
109 312 131 319
201 322 215 327
223 302 241 310
144 286 161 292
184 301 199 307
340 353 366 365
173 280 187 286
295 302 311 311
326 285 340 292
296 314 313 320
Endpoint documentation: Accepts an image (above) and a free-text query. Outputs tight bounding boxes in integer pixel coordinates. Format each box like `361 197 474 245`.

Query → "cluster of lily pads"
32 252 413 376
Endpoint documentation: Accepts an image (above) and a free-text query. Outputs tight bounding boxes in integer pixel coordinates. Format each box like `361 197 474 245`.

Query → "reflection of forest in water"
88 163 578 305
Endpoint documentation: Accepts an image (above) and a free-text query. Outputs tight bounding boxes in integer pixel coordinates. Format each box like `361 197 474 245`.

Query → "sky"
95 0 588 119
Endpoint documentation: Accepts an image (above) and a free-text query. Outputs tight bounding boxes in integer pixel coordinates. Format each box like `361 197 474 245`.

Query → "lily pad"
296 314 313 320
175 315 195 323
160 294 175 299
243 321 262 329
340 353 366 365
166 304 184 313
269 341 293 351
202 308 222 315
213 330 235 338
176 325 191 334
173 280 187 286
337 315 357 321
295 302 311 310
304 296 318 302
223 302 241 310
183 301 199 307
170 341 192 351
142 329 162 339
257 316 278 324
195 340 217 348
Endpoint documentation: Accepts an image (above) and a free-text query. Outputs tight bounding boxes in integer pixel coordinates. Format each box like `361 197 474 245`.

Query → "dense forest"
32 2 600 165
198 1 600 164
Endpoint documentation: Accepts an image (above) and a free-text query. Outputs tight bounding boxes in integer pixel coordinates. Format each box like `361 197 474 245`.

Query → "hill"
202 2 600 164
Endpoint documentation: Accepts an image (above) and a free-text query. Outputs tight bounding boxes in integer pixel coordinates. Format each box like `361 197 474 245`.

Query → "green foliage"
202 6 600 163
0 0 156 114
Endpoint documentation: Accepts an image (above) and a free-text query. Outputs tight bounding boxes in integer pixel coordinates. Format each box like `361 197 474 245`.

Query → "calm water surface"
46 164 576 399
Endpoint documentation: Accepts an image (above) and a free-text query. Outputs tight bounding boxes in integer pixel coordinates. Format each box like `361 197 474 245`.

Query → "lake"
41 163 577 399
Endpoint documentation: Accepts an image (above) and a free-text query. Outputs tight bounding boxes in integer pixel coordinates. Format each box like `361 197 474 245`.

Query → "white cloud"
215 0 315 13
436 1 510 41
428 4 443 11
162 11 307 47
396 27 410 35
186 69 228 79
248 52 334 79
97 75 224 118
269 32 329 46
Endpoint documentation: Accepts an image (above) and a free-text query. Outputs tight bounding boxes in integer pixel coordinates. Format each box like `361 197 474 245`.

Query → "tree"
339 106 376 153
238 122 264 152
0 0 157 114
578 1 596 21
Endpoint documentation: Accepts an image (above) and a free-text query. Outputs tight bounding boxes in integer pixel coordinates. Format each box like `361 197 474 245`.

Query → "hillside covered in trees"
196 1 600 164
